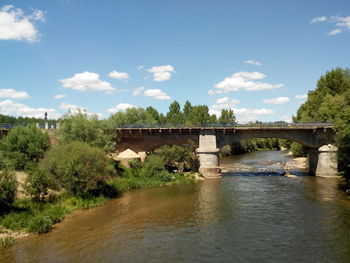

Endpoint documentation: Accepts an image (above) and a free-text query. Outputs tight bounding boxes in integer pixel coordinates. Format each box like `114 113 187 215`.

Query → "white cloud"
108 70 130 81
211 97 240 110
132 86 145 96
60 71 116 93
295 94 307 99
60 102 86 114
54 94 67 99
209 106 275 122
0 5 45 42
310 16 328 23
244 60 262 66
0 99 59 118
107 103 136 114
263 96 290 104
311 15 350 35
143 89 171 100
148 65 175 82
327 28 342 35
209 71 283 94
0 88 29 99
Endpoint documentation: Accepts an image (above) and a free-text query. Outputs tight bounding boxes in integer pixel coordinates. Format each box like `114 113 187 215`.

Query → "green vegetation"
0 236 15 249
294 68 350 185
0 163 17 211
39 141 115 197
58 113 116 152
0 125 50 170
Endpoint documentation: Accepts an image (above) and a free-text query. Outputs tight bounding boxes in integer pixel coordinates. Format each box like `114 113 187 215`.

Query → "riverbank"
0 171 198 250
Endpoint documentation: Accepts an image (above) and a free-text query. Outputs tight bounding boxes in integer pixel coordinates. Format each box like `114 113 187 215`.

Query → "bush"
0 125 49 170
40 142 115 196
0 166 17 211
27 215 53 233
153 144 199 172
23 167 57 202
290 142 307 157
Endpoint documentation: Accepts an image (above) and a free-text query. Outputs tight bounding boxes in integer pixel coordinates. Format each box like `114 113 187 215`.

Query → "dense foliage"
295 68 350 181
39 141 115 196
0 125 50 170
0 166 17 210
58 113 117 152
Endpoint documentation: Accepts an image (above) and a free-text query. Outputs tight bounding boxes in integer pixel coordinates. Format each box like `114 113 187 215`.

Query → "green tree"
109 108 157 126
166 101 184 124
0 125 50 169
39 142 115 196
58 113 116 152
188 105 212 125
183 101 192 120
0 166 17 210
23 166 57 202
219 109 236 125
295 68 350 182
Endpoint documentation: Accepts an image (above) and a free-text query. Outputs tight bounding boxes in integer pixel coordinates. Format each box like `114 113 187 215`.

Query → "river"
2 151 350 263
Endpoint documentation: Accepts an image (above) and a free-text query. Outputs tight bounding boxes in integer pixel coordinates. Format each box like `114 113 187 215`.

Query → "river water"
2 151 350 263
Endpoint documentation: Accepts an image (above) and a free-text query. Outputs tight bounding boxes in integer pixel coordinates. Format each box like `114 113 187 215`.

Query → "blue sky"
0 0 349 122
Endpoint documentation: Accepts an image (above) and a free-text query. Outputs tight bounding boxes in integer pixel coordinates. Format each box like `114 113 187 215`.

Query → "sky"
0 0 349 123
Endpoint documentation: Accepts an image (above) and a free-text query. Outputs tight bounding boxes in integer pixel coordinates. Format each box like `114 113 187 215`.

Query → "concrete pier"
196 130 221 178
309 144 338 177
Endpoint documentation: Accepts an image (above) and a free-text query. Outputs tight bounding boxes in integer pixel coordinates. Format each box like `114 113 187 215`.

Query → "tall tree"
183 101 192 119
188 105 212 125
166 101 184 124
219 109 236 125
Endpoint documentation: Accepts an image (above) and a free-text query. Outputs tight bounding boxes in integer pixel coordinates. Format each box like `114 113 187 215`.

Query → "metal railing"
0 122 334 130
0 123 59 129
117 122 334 129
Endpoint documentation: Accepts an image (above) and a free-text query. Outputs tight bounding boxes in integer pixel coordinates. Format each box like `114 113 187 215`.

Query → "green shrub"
27 215 53 233
0 166 17 211
41 205 69 224
23 167 57 202
40 142 115 196
290 142 307 157
142 155 167 177
0 125 49 170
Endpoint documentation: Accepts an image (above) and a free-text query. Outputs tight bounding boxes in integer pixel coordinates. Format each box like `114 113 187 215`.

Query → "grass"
107 172 195 193
0 236 15 249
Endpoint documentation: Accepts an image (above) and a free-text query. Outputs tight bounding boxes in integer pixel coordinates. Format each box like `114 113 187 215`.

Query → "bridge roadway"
116 123 337 178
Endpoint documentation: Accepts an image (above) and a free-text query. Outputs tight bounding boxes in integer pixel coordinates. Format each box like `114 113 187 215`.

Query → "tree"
295 67 350 182
188 105 212 125
23 166 56 202
219 109 236 125
166 101 184 124
0 165 17 210
146 106 160 122
39 142 115 196
58 113 116 152
183 101 192 119
109 108 157 127
0 125 50 169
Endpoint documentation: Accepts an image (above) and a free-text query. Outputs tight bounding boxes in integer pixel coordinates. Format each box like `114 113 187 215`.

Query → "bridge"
116 123 337 178
1 122 338 178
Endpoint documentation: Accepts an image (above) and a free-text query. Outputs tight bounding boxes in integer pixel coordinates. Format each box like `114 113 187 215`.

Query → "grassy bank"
0 172 196 249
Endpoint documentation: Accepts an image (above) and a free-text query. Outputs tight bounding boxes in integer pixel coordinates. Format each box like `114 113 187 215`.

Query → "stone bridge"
116 124 337 178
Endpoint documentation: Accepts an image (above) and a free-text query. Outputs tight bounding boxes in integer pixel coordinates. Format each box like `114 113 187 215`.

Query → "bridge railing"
0 123 59 129
116 122 334 129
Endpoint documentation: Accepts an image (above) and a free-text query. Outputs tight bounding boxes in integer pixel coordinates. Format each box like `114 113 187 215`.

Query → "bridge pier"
309 144 338 177
196 130 221 178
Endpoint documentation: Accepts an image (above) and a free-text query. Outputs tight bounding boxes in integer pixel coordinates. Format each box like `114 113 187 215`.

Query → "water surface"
2 151 350 263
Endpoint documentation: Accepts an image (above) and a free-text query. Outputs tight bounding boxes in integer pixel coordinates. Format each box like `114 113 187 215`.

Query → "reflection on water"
2 151 350 263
